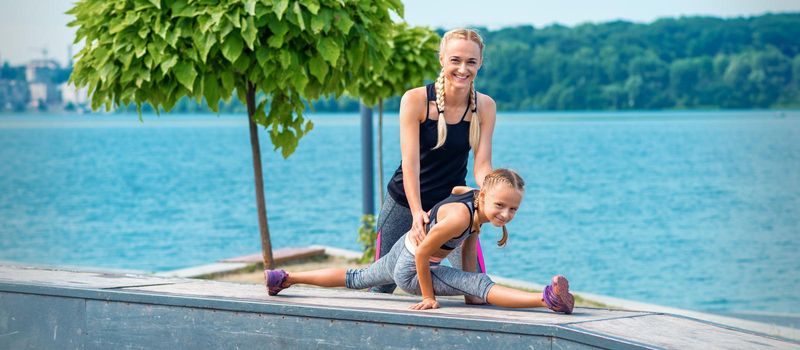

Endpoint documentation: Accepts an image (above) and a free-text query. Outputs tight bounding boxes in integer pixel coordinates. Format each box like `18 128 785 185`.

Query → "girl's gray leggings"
346 233 495 300
371 194 485 294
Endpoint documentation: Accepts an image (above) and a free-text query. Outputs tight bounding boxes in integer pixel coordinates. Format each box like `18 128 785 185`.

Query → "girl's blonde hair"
434 28 484 151
477 168 525 247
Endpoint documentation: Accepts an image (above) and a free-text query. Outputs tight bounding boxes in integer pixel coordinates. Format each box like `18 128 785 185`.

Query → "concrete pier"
1 264 797 349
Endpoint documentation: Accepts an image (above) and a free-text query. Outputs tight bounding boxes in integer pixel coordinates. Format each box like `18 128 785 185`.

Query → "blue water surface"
0 110 798 315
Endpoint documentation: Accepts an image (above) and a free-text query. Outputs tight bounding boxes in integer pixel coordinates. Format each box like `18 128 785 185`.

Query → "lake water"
0 110 798 316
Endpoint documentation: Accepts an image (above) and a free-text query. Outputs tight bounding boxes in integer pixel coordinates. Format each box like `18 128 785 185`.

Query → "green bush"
356 214 377 264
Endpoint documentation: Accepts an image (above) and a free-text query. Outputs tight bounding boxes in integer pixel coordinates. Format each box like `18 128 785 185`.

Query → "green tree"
68 0 403 268
749 49 792 106
601 83 625 109
670 56 712 107
628 53 672 108
722 54 753 108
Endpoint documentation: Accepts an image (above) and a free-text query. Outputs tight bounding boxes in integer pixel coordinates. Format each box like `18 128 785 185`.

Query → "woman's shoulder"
401 86 428 102
476 92 496 111
400 86 430 122
475 92 496 125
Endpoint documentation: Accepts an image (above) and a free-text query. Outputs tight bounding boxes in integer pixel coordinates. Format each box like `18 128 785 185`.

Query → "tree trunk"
246 81 274 269
377 98 384 204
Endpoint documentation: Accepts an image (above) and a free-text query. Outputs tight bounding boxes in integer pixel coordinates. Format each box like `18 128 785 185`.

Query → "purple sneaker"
264 269 289 296
543 275 574 314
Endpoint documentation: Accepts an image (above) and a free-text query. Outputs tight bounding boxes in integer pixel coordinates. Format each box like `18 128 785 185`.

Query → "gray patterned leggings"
371 194 485 294
347 233 495 300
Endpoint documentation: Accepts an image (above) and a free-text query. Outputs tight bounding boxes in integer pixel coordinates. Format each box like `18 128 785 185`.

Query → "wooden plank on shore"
218 247 326 264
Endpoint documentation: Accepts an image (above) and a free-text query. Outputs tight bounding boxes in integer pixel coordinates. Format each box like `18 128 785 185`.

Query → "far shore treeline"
3 13 798 113
324 13 800 112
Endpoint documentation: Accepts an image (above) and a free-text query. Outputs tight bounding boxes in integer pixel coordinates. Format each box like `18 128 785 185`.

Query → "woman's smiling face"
440 38 482 89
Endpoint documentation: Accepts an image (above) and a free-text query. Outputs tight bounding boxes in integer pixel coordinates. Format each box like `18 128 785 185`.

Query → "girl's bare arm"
411 203 472 309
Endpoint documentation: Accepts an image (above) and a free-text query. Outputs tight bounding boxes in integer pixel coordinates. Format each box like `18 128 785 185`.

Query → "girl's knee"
395 278 420 295
393 269 420 295
478 275 495 299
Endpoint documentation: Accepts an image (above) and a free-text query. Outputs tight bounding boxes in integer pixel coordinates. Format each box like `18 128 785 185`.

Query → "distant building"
25 59 62 109
60 82 88 108
29 82 61 108
25 59 60 83
0 79 30 111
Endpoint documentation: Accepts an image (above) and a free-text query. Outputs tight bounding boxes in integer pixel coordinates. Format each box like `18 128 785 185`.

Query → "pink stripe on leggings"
374 230 382 262
476 236 486 273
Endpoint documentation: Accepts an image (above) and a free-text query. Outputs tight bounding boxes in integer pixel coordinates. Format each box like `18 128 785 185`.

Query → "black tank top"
387 83 471 211
426 190 478 250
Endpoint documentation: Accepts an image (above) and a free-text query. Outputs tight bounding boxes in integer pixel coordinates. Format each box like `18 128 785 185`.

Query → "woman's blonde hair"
477 168 525 247
434 28 484 151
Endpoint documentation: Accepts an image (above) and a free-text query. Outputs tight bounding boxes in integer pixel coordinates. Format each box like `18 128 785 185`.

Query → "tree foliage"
68 0 404 156
355 23 440 106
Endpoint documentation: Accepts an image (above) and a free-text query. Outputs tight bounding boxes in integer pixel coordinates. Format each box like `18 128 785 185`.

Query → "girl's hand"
410 210 430 245
409 297 440 310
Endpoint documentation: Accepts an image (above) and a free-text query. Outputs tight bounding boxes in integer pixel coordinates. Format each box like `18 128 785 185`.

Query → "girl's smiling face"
440 39 482 89
480 183 523 227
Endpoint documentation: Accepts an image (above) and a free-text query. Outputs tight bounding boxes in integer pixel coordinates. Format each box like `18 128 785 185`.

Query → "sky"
1 0 799 67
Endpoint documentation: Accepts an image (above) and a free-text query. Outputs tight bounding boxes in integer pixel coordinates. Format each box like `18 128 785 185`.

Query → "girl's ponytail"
498 225 508 247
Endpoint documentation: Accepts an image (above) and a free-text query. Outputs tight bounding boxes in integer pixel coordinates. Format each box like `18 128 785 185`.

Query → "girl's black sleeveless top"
387 83 471 211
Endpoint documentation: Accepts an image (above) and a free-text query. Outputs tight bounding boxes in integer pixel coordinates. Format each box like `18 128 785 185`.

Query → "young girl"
264 169 574 313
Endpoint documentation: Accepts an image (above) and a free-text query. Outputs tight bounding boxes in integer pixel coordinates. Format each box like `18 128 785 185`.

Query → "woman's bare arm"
473 94 496 187
399 88 429 243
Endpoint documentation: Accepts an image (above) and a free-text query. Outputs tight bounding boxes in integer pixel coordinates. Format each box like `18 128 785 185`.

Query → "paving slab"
566 313 797 350
0 264 181 289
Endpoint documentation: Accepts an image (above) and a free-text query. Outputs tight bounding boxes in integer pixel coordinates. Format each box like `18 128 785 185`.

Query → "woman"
373 28 496 300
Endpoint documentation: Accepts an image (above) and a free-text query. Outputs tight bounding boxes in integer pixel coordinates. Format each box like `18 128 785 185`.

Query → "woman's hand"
409 297 440 310
409 210 430 245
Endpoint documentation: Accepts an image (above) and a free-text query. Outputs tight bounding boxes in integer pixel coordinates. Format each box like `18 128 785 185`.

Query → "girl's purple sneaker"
264 269 289 296
543 275 574 314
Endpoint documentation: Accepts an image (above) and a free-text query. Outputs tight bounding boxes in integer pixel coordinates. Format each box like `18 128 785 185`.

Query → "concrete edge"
486 273 800 343
152 246 800 343
0 280 653 350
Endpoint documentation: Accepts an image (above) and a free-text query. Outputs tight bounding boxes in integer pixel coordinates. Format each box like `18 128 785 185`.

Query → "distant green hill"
119 13 800 113
475 13 799 110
